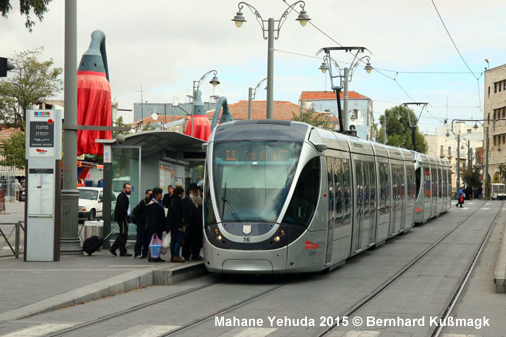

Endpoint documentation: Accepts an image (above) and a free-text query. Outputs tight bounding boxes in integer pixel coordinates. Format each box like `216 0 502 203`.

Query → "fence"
0 221 24 258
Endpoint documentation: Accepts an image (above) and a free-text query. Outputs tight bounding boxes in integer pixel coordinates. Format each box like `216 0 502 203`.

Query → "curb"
494 220 506 293
0 262 206 322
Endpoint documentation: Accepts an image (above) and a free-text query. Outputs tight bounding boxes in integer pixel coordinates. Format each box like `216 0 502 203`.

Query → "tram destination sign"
29 121 54 147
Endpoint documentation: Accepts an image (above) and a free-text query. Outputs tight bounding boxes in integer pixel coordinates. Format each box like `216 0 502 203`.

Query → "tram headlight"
274 236 281 242
279 229 285 236
213 228 219 235
217 235 222 240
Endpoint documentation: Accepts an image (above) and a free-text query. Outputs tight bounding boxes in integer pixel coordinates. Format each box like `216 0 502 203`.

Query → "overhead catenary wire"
279 0 485 121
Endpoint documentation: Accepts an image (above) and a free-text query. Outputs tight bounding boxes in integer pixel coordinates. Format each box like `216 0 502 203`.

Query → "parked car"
78 187 104 220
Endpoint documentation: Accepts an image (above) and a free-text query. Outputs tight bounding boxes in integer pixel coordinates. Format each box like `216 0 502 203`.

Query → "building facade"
484 64 506 185
425 123 484 192
298 91 374 140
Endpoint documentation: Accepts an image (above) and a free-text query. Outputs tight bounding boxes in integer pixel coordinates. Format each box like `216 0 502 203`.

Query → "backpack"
131 199 147 225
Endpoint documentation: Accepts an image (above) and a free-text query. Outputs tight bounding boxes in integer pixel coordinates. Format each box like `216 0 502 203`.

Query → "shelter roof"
97 131 204 159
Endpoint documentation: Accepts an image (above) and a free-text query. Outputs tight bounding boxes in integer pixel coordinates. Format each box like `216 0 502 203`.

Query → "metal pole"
266 18 274 120
191 83 196 137
485 127 490 199
456 134 460 190
412 126 416 152
342 67 349 131
61 0 81 254
383 116 387 144
248 87 253 120
468 140 471 170
15 221 20 259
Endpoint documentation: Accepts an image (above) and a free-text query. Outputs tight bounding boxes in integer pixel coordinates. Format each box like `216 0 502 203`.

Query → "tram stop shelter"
96 131 205 245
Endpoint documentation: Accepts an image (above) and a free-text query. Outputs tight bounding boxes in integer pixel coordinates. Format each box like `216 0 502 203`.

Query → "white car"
78 187 104 220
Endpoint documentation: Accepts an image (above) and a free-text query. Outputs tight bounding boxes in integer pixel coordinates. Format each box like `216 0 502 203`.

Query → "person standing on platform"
182 183 204 261
168 186 185 262
456 187 464 208
111 183 132 257
145 187 166 262
162 185 174 209
133 189 152 259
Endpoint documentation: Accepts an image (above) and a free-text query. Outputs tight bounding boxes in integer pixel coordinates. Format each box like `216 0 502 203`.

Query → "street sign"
25 110 62 261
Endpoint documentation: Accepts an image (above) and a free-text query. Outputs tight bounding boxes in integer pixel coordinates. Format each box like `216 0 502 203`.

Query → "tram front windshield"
212 141 302 222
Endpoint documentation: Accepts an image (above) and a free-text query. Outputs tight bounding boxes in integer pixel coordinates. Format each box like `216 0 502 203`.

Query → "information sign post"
25 110 62 261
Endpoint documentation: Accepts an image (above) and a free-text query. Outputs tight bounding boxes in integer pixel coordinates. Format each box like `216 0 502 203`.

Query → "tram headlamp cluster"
217 235 223 240
274 236 281 242
279 229 285 236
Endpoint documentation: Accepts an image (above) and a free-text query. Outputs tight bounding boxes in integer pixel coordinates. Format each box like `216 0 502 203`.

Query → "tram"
203 120 451 274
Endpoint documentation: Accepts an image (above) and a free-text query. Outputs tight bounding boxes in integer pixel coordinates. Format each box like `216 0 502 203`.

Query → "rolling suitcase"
82 225 119 256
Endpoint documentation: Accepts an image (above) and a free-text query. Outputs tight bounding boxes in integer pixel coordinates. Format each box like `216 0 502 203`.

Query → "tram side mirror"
202 143 208 150
313 143 328 152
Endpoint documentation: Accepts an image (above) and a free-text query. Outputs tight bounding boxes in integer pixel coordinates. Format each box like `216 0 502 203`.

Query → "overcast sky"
2 0 505 131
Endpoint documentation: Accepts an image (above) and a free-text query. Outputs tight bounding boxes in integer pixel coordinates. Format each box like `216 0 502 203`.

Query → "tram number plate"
243 237 250 242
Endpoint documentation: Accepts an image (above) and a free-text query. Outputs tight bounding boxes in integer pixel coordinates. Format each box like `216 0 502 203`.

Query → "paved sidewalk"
0 249 206 321
0 202 206 321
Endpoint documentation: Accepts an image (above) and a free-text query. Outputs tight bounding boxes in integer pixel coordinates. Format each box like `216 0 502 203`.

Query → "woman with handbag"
146 187 166 262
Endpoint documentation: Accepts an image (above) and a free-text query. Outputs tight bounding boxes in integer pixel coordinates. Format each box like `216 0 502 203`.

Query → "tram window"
282 157 320 227
334 158 343 218
326 158 334 213
343 160 351 215
369 162 376 205
415 168 421 197
424 167 431 198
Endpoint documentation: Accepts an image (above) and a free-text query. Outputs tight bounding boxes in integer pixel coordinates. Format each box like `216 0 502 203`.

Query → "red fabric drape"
184 115 211 141
77 71 112 156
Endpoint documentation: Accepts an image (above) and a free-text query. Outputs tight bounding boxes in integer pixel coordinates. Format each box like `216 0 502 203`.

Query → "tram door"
375 160 390 242
404 164 415 229
352 158 374 253
390 162 404 236
328 156 351 263
325 158 334 265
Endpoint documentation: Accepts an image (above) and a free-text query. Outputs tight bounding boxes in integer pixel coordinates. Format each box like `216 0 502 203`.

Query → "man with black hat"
182 182 203 260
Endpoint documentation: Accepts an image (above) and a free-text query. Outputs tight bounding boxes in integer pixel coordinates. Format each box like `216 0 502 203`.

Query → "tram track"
314 201 503 337
44 202 499 337
46 279 223 337
46 275 293 337
430 201 504 337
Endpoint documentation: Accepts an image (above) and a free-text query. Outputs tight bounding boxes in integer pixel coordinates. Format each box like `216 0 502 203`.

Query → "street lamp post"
232 1 311 119
317 47 372 134
248 78 267 120
191 70 220 137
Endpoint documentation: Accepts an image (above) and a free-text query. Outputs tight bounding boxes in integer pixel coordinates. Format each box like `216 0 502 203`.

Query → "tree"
0 0 52 31
0 129 25 169
292 107 333 130
498 164 506 183
112 116 132 138
462 168 482 189
378 105 428 153
0 47 63 130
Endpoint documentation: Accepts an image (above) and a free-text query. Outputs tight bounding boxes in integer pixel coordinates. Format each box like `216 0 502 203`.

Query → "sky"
2 0 505 132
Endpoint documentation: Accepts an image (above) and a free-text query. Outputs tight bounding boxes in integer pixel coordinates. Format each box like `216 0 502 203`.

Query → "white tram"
203 120 450 274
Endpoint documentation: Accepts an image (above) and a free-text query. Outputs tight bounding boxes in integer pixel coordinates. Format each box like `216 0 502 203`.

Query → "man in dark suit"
110 183 132 257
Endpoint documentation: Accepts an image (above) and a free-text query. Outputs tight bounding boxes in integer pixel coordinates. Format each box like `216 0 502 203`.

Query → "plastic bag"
149 234 162 259
162 232 171 249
